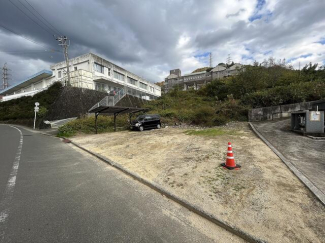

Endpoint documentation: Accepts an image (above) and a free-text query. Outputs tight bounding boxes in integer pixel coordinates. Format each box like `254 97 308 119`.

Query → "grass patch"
57 115 129 137
184 128 238 136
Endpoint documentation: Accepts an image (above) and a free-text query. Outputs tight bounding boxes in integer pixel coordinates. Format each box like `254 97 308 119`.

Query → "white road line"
0 125 23 229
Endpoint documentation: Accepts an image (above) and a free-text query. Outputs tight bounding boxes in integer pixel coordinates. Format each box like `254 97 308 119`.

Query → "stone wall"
45 86 107 120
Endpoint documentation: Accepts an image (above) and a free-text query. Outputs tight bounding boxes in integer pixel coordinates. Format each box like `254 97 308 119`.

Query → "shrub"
160 109 177 118
212 115 229 126
192 106 216 126
215 99 249 121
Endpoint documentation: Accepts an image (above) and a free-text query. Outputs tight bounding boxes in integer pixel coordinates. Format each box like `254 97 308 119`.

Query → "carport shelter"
89 105 148 133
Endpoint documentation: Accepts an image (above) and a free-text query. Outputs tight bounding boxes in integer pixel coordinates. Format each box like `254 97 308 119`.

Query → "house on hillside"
0 53 161 102
164 63 243 93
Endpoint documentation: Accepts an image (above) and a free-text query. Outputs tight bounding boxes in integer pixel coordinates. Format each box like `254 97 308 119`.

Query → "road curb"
70 140 267 243
249 122 325 206
6 124 59 137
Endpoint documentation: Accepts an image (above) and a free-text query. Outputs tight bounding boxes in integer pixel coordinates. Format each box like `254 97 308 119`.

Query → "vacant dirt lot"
72 123 325 243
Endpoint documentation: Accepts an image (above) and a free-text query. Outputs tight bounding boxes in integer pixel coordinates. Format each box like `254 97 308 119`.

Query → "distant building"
164 63 243 93
0 53 161 101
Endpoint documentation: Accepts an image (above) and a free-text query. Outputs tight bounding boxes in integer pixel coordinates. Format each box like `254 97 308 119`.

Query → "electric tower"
1 63 10 90
210 52 213 67
227 54 232 65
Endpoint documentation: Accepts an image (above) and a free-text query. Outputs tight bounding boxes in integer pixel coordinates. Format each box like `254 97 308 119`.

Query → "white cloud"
0 0 324 86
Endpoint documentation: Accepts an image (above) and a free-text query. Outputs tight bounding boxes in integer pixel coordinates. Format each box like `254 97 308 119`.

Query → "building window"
150 86 154 92
58 71 62 78
139 82 147 90
74 67 77 71
127 77 137 85
95 83 108 92
94 63 104 73
114 71 125 81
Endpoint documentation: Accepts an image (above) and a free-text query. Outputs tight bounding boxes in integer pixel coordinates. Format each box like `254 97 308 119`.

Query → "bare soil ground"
72 123 325 243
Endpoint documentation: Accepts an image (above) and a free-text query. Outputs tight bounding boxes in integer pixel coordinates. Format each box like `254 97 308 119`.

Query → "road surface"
252 119 325 197
0 124 240 243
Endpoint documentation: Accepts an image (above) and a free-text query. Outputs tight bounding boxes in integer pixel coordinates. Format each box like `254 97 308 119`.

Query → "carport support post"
114 113 117 132
129 113 133 125
95 113 99 134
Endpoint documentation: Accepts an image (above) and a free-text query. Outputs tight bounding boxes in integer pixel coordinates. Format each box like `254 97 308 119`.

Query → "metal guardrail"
89 88 126 112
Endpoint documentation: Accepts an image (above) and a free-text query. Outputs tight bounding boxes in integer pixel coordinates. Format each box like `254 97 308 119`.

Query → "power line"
23 0 62 36
9 0 55 37
17 0 58 36
0 50 61 54
0 24 60 52
17 0 61 36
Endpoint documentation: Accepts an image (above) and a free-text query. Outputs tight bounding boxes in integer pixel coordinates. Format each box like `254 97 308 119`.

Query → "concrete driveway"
252 119 325 199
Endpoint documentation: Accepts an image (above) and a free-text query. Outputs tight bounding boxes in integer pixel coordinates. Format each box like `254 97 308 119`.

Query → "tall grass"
57 114 130 137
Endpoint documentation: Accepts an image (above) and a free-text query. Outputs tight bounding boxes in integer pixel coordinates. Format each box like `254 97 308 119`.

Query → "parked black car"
131 114 161 131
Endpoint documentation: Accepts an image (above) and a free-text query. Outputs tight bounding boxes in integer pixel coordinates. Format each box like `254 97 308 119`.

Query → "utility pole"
1 63 10 90
209 52 213 67
56 36 71 86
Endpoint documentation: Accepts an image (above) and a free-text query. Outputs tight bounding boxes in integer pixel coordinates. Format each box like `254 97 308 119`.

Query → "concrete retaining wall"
248 101 318 121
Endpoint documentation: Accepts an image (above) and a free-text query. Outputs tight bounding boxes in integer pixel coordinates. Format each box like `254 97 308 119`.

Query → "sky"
0 0 325 86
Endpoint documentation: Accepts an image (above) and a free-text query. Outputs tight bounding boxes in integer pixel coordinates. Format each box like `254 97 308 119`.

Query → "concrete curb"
249 122 325 206
70 140 267 243
306 135 325 140
6 124 58 137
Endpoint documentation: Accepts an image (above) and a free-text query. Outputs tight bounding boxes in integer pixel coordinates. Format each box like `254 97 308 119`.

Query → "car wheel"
157 124 161 129
139 126 144 131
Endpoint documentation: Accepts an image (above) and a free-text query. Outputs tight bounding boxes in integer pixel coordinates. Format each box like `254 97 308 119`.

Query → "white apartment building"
0 53 161 101
164 63 243 93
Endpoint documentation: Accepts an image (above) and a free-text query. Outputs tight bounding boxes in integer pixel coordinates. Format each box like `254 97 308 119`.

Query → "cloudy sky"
0 0 324 86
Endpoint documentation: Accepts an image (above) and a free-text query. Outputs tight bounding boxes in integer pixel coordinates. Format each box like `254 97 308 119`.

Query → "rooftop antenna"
1 63 11 90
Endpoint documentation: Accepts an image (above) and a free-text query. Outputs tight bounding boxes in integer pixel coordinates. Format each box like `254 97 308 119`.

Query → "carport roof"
89 105 148 115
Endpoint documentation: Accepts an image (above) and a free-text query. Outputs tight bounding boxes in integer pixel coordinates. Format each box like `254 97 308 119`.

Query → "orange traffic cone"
221 142 241 170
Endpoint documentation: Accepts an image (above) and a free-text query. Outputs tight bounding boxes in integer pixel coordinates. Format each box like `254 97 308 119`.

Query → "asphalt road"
0 125 238 243
252 119 325 196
